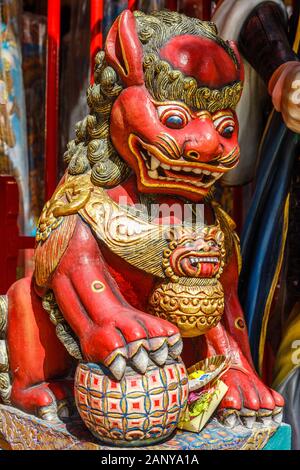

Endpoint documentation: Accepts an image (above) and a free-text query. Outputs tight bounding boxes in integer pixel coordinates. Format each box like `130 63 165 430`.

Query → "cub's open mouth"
174 251 221 277
173 250 221 278
188 255 219 267
129 134 239 192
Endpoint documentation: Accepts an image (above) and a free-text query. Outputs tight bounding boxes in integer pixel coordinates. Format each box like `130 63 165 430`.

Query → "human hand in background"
269 61 300 133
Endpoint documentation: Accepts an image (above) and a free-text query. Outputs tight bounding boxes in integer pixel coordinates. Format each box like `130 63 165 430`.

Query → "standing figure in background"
214 0 300 448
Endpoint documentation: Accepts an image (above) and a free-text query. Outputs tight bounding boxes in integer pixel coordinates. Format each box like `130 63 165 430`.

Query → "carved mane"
64 11 242 188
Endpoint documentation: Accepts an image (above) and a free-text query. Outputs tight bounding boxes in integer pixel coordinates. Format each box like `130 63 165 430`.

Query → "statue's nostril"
186 150 200 160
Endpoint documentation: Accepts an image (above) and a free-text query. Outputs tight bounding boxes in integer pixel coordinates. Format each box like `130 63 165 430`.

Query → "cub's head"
65 10 243 202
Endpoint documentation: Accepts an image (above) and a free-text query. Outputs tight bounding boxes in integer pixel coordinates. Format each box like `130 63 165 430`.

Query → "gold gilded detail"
148 279 224 337
135 10 242 112
0 296 8 338
161 225 226 282
36 176 93 243
143 53 242 113
91 280 105 293
36 174 239 339
241 428 277 450
64 51 130 187
235 317 246 331
212 202 237 264
42 292 83 360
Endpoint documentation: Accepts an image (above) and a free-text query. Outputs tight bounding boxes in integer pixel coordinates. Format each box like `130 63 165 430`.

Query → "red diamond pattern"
75 361 188 443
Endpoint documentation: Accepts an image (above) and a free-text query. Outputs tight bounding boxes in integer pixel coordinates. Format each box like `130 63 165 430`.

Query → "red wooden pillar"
0 177 19 294
90 0 104 82
128 0 137 10
45 0 61 201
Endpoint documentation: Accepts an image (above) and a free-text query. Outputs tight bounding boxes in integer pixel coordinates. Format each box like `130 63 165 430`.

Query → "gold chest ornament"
147 224 226 337
36 174 238 337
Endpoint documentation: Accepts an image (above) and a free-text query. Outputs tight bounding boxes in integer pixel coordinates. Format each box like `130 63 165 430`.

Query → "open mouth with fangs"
128 134 239 194
177 252 221 277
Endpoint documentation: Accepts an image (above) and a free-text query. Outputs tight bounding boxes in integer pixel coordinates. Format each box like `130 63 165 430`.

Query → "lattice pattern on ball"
75 361 188 444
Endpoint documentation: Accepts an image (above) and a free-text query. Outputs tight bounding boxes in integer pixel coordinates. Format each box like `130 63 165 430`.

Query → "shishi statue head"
64 9 243 202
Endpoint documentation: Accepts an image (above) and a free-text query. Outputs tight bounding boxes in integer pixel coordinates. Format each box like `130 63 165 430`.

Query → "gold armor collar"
36 173 237 280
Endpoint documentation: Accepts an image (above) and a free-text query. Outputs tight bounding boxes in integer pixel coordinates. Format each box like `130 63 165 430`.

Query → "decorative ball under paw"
74 358 189 447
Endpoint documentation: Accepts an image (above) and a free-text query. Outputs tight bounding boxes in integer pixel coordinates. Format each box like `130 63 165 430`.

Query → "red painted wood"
0 177 19 294
90 0 104 82
166 0 178 10
18 237 35 250
45 0 61 201
203 0 213 20
128 0 137 10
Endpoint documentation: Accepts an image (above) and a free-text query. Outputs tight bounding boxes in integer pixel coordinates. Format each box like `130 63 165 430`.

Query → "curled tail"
0 295 11 404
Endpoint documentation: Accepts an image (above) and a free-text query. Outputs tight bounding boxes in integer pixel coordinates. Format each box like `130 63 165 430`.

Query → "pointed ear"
105 9 144 87
228 40 244 82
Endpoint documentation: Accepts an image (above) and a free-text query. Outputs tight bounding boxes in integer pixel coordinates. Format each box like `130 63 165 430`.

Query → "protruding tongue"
180 257 215 277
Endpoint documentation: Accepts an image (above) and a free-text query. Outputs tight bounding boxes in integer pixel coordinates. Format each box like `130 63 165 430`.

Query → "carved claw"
128 339 148 358
240 408 256 429
218 409 240 428
38 402 61 423
149 337 166 352
150 341 168 366
57 399 70 419
273 406 283 425
169 337 183 359
131 347 149 374
257 409 273 426
168 333 181 348
109 354 127 380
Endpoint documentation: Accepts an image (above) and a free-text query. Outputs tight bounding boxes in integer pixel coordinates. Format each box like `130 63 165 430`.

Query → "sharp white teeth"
183 167 191 172
161 163 170 170
151 156 160 170
148 169 158 179
203 170 210 175
212 172 220 177
190 257 198 266
193 168 202 174
189 256 219 263
173 166 181 171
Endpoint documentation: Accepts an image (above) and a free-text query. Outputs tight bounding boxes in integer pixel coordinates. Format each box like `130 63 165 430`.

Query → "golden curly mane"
64 11 242 186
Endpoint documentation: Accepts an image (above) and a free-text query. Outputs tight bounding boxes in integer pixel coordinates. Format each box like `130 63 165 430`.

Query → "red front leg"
51 217 182 380
203 252 284 428
7 277 73 418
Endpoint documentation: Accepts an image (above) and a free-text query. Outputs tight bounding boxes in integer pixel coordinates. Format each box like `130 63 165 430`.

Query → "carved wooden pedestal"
0 405 290 450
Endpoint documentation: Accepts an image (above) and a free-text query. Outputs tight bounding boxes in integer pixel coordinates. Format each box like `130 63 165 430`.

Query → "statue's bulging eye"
213 114 235 139
165 115 185 129
221 126 234 138
159 108 189 129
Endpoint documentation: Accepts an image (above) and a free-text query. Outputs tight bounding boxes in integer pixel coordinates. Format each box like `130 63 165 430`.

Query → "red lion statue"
0 10 283 437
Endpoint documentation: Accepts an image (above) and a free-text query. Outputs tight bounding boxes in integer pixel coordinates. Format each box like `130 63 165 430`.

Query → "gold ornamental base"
148 278 224 337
